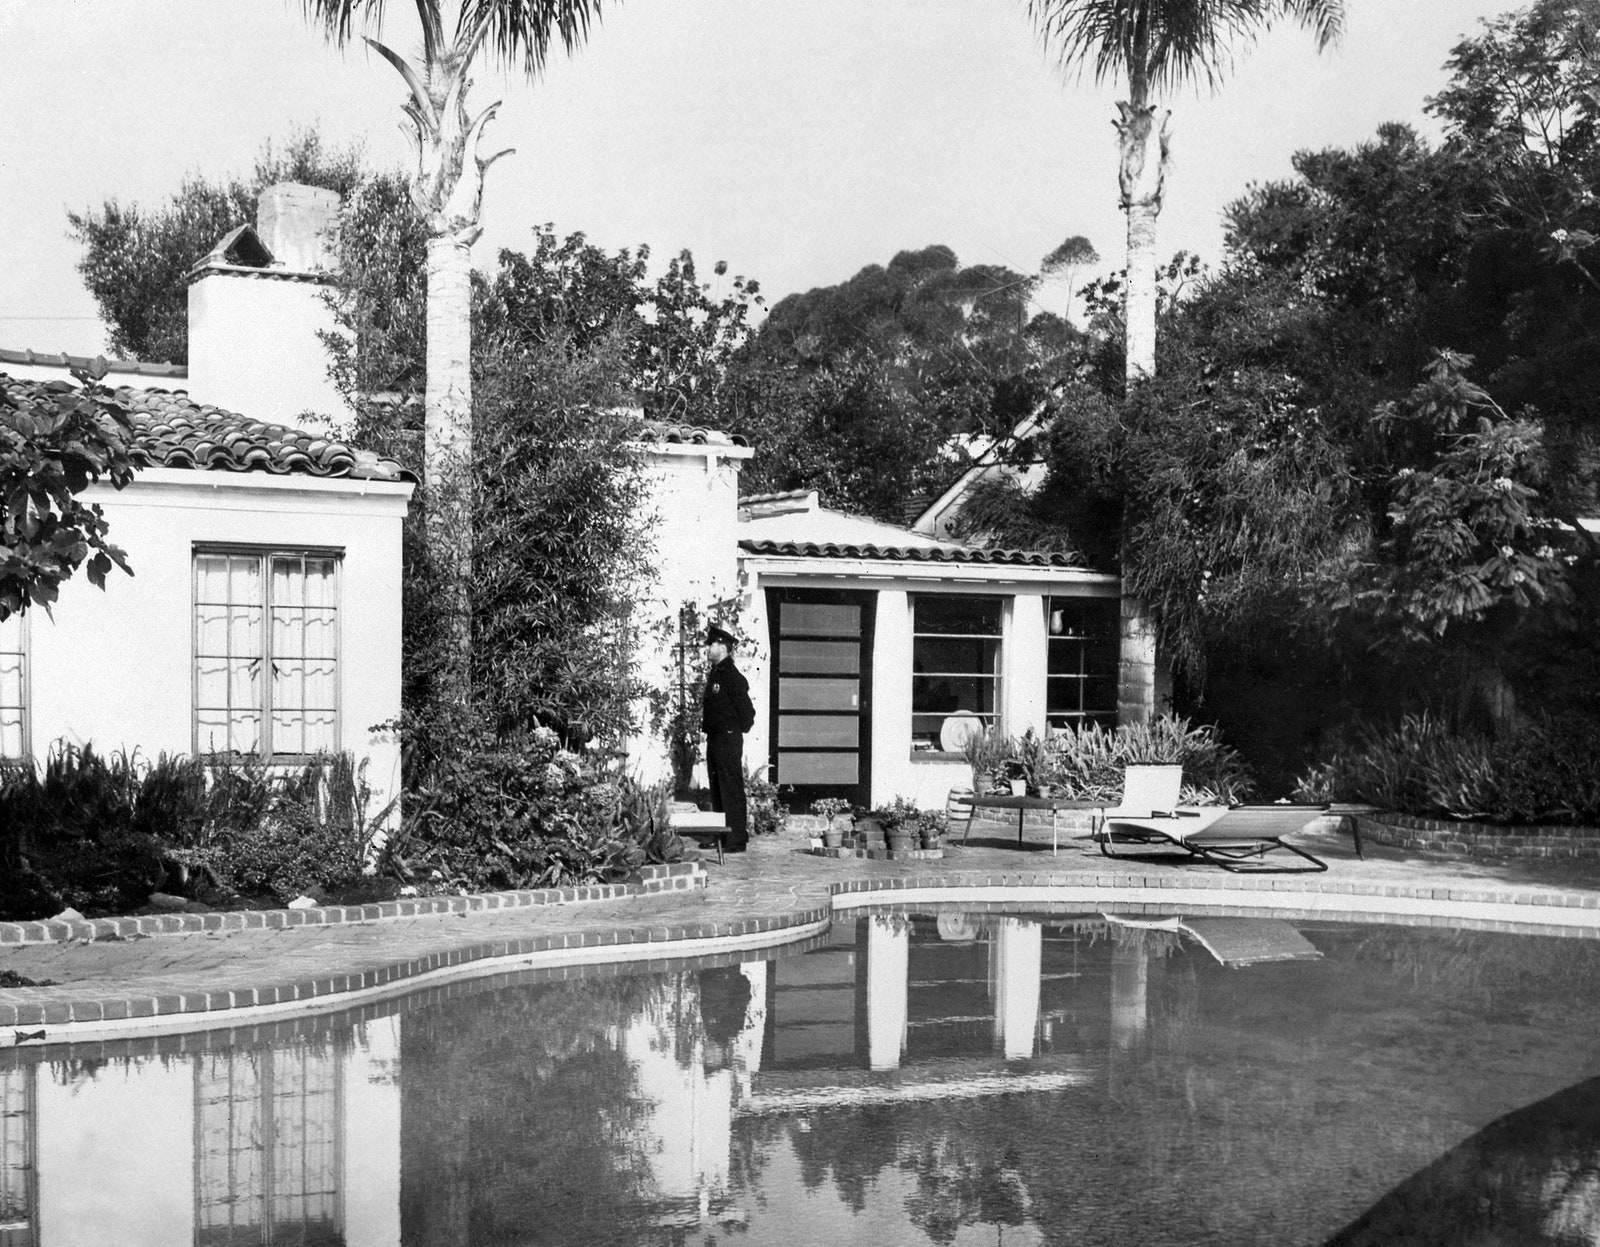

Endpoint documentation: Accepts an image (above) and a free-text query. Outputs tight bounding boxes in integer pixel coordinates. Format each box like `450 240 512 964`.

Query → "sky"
1 0 1517 359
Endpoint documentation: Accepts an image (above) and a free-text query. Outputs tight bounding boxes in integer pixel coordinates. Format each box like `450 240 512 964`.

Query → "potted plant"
1013 728 1057 798
919 808 947 851
810 797 853 848
961 726 1011 796
876 797 920 853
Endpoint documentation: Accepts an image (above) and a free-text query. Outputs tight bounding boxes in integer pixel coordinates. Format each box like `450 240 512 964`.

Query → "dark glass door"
766 589 874 809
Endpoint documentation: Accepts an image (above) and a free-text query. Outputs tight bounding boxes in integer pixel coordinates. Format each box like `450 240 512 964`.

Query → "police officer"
701 624 756 851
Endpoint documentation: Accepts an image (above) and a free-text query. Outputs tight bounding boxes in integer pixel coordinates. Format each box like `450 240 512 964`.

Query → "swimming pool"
6 906 1599 1245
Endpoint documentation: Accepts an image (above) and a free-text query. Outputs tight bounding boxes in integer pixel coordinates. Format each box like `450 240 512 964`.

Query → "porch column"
865 915 910 1071
871 589 911 807
1005 593 1049 737
990 919 1042 1060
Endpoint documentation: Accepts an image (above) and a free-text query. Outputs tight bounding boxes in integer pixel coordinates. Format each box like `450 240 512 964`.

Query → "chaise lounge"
1093 767 1332 873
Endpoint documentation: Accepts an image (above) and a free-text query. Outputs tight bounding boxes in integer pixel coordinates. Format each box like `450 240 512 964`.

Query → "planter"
823 815 851 849
920 829 944 851
1008 779 1027 797
886 829 917 853
973 769 995 796
1028 784 1049 799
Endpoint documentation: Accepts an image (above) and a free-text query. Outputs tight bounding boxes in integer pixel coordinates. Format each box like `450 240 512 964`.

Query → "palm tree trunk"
1114 86 1168 724
1115 98 1168 384
425 232 475 703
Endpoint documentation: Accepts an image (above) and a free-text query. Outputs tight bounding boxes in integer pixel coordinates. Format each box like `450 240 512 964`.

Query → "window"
1047 597 1119 731
912 595 1002 751
194 550 340 758
0 612 24 762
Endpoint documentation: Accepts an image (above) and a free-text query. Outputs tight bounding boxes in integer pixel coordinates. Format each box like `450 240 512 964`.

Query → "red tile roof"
738 539 1084 568
641 421 748 448
1 373 413 483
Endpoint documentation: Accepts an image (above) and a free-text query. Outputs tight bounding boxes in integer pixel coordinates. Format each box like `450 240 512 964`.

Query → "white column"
871 589 912 806
1005 593 1049 737
1110 934 1150 1050
344 1013 403 1247
865 915 911 1072
36 1055 195 1246
991 919 1043 1060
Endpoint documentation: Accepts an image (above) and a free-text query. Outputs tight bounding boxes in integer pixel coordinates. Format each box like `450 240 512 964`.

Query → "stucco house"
4 179 1148 823
0 184 413 817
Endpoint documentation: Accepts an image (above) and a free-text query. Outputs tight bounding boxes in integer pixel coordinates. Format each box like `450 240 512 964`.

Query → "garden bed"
1358 811 1600 859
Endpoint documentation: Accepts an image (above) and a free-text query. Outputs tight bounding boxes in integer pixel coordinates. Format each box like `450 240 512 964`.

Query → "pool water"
6 908 1600 1246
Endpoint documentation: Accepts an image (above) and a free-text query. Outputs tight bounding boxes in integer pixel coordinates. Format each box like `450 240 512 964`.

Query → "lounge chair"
1103 913 1323 966
1097 801 1332 873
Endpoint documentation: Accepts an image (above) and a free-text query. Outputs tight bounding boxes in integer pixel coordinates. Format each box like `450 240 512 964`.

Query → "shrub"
382 707 683 892
1046 714 1254 804
744 766 789 837
1295 712 1600 825
0 742 388 918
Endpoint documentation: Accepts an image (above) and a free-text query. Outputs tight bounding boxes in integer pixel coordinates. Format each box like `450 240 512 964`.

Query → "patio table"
968 795 1101 854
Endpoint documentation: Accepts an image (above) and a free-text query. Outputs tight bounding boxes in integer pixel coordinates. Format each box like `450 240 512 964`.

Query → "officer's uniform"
702 644 755 849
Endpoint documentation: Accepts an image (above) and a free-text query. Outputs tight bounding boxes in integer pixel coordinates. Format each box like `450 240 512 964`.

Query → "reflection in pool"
6 909 1600 1246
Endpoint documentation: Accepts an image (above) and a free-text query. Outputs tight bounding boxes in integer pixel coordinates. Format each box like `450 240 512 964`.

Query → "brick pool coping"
6 851 1600 1037
0 860 706 948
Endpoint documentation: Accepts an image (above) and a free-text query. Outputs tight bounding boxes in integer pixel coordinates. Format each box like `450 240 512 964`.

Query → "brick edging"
1358 811 1600 859
0 860 705 949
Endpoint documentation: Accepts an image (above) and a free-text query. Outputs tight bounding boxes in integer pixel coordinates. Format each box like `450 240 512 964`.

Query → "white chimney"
185 183 350 433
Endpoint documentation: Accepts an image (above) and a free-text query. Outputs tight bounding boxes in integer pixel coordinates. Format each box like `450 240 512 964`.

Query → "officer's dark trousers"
705 729 749 845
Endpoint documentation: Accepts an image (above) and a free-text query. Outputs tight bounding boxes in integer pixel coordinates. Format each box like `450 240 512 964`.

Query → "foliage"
68 130 367 363
0 370 137 619
810 797 852 820
0 744 386 919
744 764 789 837
381 708 682 892
719 243 1084 521
1043 714 1254 804
1349 350 1572 641
959 725 1014 775
1295 712 1600 826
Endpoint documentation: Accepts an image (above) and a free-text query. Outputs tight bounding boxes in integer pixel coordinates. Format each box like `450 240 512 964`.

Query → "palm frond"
1026 0 1343 93
458 0 609 76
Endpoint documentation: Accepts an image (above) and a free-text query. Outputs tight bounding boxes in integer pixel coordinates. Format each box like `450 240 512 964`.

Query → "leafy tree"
1024 0 1345 385
67 130 366 364
0 370 136 619
1041 232 1100 322
721 244 1076 521
300 0 610 708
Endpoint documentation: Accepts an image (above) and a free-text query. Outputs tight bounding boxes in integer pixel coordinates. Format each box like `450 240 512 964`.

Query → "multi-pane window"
911 595 1003 750
194 550 339 758
0 613 23 762
1047 597 1119 731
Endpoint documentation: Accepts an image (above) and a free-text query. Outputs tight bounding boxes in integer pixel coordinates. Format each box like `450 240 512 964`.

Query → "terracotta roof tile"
0 373 413 483
640 420 748 447
738 539 1083 568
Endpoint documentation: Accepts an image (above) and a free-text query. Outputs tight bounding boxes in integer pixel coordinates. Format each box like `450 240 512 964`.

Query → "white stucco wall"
187 270 349 433
22 468 411 821
626 442 753 786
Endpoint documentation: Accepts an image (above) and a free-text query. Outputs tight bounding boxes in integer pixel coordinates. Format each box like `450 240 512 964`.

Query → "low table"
968 795 1100 854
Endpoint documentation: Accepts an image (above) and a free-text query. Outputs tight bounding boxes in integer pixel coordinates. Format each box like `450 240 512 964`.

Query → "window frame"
910 593 1005 754
0 609 28 764
1045 595 1119 733
192 544 344 762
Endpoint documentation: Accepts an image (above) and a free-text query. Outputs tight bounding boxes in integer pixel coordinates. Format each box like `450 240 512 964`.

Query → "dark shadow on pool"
1325 1075 1600 1246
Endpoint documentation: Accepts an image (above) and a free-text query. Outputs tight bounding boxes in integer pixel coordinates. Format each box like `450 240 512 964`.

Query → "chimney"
256 183 340 272
185 183 350 432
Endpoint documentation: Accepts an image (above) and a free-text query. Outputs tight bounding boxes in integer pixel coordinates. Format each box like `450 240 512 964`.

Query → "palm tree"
301 0 608 704
1026 0 1342 724
1026 0 1344 383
